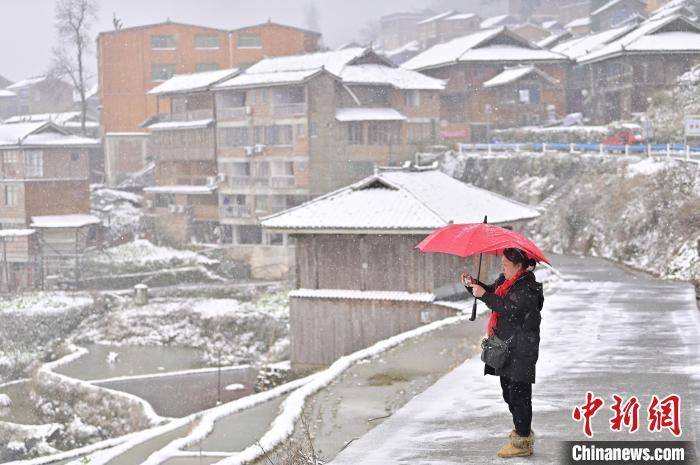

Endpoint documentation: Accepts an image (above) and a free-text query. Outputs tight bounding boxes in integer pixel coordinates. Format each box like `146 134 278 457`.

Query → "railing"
272 103 306 117
457 142 700 164
269 176 296 188
219 204 252 218
218 106 250 120
157 109 214 122
227 176 269 188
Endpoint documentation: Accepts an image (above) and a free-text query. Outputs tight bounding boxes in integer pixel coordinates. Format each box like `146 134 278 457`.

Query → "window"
403 90 420 107
227 161 250 176
518 85 541 104
152 63 176 81
194 34 219 49
24 150 43 177
196 63 219 72
347 122 364 144
260 89 268 104
368 122 397 145
216 90 246 108
407 122 433 144
310 122 318 137
272 86 305 104
155 193 174 208
237 225 262 244
264 125 293 145
255 195 268 211
271 161 294 176
220 127 250 147
2 151 18 164
70 152 80 161
238 33 262 48
4 185 18 207
297 124 305 138
151 35 176 49
268 233 284 245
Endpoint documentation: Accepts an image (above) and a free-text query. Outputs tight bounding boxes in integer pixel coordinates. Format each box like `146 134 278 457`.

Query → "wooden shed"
262 164 541 369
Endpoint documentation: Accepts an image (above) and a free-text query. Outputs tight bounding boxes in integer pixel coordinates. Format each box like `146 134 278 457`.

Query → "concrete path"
330 254 700 464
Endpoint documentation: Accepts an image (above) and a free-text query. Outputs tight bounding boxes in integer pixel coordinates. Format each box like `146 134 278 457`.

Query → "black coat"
465 270 544 384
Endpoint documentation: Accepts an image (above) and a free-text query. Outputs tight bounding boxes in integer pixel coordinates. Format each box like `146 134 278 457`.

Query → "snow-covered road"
330 253 700 464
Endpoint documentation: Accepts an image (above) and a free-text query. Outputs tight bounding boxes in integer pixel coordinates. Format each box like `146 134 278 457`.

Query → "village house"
0 122 101 291
261 165 541 369
511 22 552 42
576 13 700 122
2 112 103 181
0 76 74 121
404 28 568 141
203 46 445 278
97 20 320 186
142 68 240 245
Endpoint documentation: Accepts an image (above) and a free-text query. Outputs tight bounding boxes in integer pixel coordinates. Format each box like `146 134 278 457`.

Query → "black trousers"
500 375 532 437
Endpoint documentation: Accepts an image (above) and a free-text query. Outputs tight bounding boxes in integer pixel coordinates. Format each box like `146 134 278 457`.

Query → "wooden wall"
293 233 500 293
290 297 459 367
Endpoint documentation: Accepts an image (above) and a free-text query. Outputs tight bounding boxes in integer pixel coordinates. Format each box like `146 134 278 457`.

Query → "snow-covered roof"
242 47 371 76
261 168 540 232
289 288 436 302
31 214 101 229
552 24 633 60
578 14 700 63
143 185 216 195
335 108 407 122
483 65 559 88
537 30 572 48
148 68 240 95
541 20 560 30
417 10 456 25
340 64 445 90
591 0 645 17
384 41 421 59
0 229 35 238
403 28 566 71
446 13 477 21
146 119 214 131
6 76 47 90
214 69 324 90
0 89 15 98
480 14 511 29
565 17 591 29
0 121 96 147
4 111 97 126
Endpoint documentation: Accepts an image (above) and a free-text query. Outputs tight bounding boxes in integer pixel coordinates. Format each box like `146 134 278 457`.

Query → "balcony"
218 106 250 120
227 176 269 188
272 103 306 117
219 204 252 218
156 109 214 122
269 176 296 188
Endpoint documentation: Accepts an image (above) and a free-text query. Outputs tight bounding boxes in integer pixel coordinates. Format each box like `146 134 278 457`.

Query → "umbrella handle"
469 298 477 321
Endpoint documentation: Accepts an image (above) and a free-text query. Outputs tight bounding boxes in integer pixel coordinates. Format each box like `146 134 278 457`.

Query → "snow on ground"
77 291 290 367
625 157 676 177
88 239 217 269
0 292 93 315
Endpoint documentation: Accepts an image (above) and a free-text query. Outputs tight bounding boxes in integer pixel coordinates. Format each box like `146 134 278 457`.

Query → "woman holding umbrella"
461 247 544 458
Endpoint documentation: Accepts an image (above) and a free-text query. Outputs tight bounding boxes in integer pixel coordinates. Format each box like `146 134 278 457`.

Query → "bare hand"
470 283 486 298
460 272 474 287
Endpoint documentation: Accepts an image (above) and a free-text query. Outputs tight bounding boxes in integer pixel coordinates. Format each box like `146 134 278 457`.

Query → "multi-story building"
97 20 321 186
404 28 569 141
141 47 445 277
142 68 240 245
0 122 101 291
590 0 648 31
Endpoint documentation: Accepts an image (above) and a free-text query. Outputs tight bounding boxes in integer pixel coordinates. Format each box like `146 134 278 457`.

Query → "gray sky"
0 0 434 83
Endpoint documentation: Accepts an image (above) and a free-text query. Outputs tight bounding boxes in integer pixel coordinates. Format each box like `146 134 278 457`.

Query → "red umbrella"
415 223 550 265
415 217 549 321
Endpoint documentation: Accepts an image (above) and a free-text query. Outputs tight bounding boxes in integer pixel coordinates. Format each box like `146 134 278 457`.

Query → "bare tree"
50 0 98 135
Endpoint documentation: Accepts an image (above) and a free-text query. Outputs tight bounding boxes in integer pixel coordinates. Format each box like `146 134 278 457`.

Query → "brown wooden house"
261 165 541 369
404 28 569 141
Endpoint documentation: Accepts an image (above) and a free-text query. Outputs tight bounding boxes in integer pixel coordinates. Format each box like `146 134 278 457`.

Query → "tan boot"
509 428 535 445
498 432 534 458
